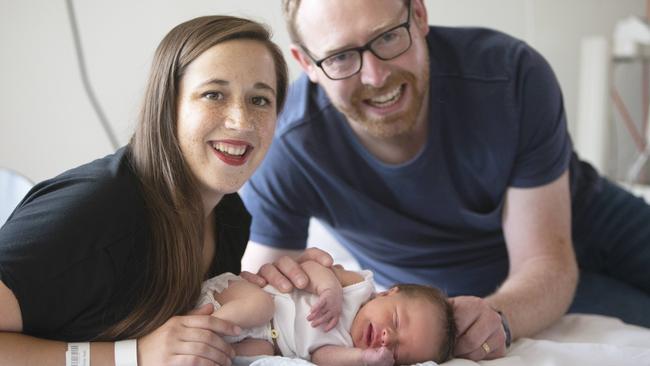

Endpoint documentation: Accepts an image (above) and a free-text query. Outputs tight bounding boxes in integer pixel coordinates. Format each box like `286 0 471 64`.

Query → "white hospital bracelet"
66 342 90 366
114 339 138 366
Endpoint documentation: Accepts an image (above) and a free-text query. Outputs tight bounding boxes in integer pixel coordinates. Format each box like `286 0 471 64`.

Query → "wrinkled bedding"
234 314 650 366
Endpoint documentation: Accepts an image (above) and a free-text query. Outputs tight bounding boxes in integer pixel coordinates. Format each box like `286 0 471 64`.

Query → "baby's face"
350 288 444 365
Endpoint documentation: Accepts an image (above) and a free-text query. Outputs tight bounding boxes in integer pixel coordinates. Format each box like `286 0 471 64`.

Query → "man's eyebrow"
318 8 405 57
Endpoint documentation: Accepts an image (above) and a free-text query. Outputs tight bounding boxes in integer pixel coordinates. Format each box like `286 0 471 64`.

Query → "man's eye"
203 92 223 100
323 51 354 66
381 31 399 43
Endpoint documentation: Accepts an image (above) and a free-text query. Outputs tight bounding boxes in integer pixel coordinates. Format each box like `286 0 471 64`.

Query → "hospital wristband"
114 339 138 366
66 342 90 366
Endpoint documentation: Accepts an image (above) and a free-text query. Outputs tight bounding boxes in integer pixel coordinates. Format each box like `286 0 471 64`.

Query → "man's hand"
240 247 333 292
450 296 508 361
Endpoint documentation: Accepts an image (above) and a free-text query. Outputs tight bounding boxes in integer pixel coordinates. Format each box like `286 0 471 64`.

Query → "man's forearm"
0 333 115 366
486 254 578 340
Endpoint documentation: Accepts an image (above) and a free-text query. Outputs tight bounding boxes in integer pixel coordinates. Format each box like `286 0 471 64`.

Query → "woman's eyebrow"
254 82 276 96
197 78 229 88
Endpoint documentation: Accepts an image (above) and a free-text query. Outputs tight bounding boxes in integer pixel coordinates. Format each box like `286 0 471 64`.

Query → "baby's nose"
381 328 396 347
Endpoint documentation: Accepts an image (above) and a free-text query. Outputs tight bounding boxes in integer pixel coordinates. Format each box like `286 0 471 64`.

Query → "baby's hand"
306 287 343 331
362 346 395 366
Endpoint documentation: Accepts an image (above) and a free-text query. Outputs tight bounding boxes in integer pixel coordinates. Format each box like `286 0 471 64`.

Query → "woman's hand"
137 303 241 366
240 247 333 292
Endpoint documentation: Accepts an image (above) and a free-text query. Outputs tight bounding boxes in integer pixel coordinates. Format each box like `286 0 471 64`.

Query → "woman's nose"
224 102 254 131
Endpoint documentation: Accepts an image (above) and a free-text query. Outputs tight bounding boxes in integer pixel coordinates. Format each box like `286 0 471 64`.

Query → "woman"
0 15 287 365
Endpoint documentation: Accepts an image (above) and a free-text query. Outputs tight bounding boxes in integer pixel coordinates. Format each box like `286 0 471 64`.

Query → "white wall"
0 0 646 183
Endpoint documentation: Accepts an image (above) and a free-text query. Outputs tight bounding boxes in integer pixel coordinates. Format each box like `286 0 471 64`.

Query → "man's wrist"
496 310 512 348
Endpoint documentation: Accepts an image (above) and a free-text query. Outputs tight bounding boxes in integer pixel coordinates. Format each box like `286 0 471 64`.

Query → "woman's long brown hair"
100 15 287 339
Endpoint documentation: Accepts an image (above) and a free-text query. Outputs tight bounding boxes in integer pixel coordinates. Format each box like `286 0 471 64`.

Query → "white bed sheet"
234 314 650 366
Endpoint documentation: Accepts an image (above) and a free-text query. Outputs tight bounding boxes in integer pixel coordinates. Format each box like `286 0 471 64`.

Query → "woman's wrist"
114 339 138 366
66 342 90 366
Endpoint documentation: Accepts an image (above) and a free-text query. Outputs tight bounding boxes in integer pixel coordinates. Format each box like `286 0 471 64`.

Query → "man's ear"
290 44 320 83
411 0 429 36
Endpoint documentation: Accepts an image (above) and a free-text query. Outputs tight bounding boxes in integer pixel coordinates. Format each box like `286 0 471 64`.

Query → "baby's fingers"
323 316 339 331
307 300 326 321
310 314 330 328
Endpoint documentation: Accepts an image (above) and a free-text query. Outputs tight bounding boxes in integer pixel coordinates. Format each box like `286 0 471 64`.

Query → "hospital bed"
233 208 650 365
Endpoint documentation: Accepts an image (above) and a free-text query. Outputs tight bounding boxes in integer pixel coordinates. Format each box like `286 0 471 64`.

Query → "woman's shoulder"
1 147 148 255
22 148 144 219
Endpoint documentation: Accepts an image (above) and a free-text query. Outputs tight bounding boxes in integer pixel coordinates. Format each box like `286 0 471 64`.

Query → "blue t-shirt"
242 26 586 296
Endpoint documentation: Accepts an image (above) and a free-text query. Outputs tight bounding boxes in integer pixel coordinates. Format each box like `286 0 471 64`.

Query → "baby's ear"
377 287 400 297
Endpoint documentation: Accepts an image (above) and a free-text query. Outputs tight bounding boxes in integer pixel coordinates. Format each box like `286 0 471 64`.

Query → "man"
241 0 650 361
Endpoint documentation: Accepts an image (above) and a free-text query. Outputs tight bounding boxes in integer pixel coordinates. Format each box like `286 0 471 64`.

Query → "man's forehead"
295 0 406 57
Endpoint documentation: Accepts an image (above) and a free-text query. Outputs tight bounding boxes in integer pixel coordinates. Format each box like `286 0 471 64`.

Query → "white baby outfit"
198 270 375 360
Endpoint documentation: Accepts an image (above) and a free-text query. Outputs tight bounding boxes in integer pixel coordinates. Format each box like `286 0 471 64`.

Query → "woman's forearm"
0 333 114 366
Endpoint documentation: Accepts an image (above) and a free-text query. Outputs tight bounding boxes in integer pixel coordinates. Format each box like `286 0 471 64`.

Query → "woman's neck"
202 209 217 275
200 188 224 218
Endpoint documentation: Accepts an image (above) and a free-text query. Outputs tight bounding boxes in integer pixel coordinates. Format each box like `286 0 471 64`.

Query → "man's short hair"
282 0 411 46
281 0 303 43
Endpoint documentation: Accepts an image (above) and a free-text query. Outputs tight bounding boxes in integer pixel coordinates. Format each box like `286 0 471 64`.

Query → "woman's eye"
203 92 223 100
252 96 271 106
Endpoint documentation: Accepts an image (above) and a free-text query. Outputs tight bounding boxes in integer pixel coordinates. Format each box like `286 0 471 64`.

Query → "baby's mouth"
366 322 374 347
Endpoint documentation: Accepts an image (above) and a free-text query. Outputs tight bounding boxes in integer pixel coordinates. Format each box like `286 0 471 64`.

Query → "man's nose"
359 51 390 88
224 102 254 131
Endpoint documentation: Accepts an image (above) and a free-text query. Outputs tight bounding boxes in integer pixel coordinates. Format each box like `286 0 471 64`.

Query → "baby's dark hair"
391 284 456 363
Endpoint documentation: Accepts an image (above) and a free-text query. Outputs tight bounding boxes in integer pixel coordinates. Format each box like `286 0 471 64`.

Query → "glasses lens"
371 26 411 60
321 49 361 79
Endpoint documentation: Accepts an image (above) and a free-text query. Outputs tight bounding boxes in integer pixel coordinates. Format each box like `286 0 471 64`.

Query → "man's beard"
335 67 429 139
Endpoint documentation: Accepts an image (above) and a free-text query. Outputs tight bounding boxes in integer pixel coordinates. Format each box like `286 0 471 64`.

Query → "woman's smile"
210 139 254 166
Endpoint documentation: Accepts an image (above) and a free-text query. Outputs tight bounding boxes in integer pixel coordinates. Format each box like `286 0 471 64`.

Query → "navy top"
242 26 597 295
0 148 250 340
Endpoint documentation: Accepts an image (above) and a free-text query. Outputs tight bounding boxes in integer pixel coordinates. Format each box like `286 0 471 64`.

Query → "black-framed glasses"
301 0 412 80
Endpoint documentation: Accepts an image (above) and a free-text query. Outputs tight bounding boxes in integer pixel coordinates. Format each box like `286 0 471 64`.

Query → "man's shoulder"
427 25 529 80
